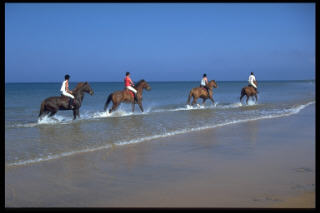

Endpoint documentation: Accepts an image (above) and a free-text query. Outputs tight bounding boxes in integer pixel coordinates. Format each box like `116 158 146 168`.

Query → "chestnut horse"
186 80 218 106
39 82 94 120
104 79 151 113
240 81 258 104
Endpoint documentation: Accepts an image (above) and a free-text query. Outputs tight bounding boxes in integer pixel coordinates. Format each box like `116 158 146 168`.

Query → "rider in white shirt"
60 74 76 108
200 73 209 94
248 72 258 92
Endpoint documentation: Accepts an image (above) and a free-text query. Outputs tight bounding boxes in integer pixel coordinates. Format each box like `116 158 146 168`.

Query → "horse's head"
208 80 218 89
136 79 151 91
74 82 94 95
83 82 94 95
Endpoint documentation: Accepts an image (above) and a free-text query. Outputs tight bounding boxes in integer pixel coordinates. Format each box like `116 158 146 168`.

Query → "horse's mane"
73 82 87 93
135 79 145 88
207 79 216 88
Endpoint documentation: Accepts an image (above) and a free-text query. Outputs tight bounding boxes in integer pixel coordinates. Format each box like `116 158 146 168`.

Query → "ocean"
5 80 315 167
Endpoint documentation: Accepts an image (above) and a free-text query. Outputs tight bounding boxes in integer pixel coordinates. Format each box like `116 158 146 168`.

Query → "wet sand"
5 104 315 208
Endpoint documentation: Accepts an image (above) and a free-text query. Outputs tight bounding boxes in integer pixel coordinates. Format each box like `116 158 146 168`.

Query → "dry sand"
5 104 315 208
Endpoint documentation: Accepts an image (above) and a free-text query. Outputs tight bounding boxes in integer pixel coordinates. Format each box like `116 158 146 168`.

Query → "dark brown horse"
39 82 94 120
187 80 218 106
104 79 151 113
240 80 258 104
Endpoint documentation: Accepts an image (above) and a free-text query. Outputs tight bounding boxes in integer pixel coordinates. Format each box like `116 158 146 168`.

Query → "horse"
104 79 151 114
240 80 258 104
186 80 218 106
39 82 94 120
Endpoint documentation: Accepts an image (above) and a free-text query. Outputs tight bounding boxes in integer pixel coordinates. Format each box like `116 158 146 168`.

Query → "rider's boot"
69 98 75 109
72 99 77 108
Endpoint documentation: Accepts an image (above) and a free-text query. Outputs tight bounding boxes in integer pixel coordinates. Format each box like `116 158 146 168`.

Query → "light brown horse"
187 80 218 106
39 82 94 120
104 79 151 113
240 81 258 104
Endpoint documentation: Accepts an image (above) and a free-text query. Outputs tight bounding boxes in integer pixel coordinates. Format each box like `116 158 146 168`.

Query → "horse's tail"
240 87 246 102
39 101 46 117
187 90 193 105
104 93 113 111
241 87 246 95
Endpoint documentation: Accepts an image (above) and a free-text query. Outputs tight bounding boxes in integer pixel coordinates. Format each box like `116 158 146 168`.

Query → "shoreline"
5 104 315 208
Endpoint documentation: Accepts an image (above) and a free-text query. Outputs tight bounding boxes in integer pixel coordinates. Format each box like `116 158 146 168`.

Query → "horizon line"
4 79 315 83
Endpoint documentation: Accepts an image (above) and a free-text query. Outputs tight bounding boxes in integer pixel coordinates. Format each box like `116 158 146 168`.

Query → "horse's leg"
138 101 144 112
39 110 49 119
187 91 193 105
72 109 77 120
209 97 215 105
45 104 58 117
255 94 258 103
109 103 119 114
132 102 135 112
72 109 80 120
246 95 249 105
76 109 80 118
49 110 57 117
202 98 206 106
191 97 198 106
240 94 245 103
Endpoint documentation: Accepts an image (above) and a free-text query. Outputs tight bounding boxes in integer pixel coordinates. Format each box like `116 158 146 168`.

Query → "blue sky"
5 3 315 82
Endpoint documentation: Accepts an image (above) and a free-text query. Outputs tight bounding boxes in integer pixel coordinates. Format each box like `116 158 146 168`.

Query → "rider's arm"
130 78 134 86
66 81 72 94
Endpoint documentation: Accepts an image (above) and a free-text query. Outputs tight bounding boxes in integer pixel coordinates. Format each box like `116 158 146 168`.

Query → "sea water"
5 80 315 167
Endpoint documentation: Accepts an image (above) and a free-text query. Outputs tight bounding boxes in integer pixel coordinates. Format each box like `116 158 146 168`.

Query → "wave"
10 102 249 128
6 101 314 167
9 98 313 128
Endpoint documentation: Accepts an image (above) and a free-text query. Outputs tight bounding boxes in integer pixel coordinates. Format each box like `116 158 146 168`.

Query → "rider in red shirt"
124 72 138 102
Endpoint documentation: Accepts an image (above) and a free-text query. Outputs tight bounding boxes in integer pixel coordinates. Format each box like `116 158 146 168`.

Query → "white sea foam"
7 101 314 167
152 103 217 113
11 98 310 128
13 104 215 128
247 99 257 106
15 123 39 128
215 102 243 109
38 114 72 124
14 115 72 128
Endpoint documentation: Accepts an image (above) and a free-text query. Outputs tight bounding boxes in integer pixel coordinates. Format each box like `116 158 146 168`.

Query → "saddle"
61 94 76 108
248 85 257 92
200 86 209 95
60 94 71 99
248 84 257 89
125 89 135 98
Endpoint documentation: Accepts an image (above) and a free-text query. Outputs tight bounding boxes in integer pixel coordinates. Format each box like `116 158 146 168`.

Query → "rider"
200 73 209 95
248 72 258 93
60 74 76 109
124 72 138 102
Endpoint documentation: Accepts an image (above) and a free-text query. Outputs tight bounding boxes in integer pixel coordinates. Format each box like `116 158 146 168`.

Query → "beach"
5 2 316 209
5 103 315 208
